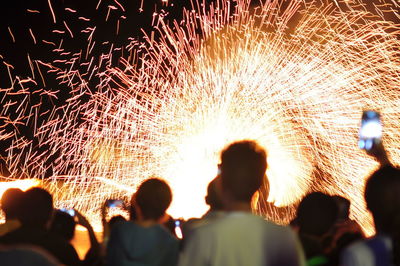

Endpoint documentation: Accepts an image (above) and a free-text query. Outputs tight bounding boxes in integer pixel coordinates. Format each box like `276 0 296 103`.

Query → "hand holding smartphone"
174 220 183 239
358 110 382 151
60 208 76 217
358 110 391 166
106 199 125 208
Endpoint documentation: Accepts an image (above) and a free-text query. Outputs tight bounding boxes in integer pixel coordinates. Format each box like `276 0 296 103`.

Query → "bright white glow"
360 121 382 139
0 179 40 198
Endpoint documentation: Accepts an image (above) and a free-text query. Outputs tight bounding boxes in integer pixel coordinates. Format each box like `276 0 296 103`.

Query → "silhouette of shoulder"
107 221 179 266
0 226 80 266
180 212 302 266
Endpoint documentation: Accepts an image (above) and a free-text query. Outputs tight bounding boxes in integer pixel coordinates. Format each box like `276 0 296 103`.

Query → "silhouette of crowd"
0 140 399 266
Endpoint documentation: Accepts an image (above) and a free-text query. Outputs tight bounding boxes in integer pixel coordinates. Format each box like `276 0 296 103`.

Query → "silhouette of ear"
251 191 259 211
205 195 210 205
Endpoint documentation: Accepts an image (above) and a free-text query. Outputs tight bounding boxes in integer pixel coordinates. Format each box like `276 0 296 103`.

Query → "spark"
27 9 40 14
63 21 74 38
78 17 91 22
139 0 144 13
47 0 57 24
113 0 125 12
42 40 56 46
96 0 103 10
52 30 66 34
7 27 15 43
28 28 37 44
116 20 120 35
1 0 399 235
65 8 77 13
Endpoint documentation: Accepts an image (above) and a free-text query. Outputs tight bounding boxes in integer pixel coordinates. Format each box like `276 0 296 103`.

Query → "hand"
74 211 100 251
101 200 108 221
366 141 391 166
102 200 110 240
75 210 91 229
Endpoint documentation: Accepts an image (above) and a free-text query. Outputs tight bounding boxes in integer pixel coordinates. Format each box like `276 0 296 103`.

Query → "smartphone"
106 199 124 208
60 208 76 217
174 220 183 239
358 110 382 150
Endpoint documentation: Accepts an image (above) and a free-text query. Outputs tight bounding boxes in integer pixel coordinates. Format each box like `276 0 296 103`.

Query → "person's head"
297 192 338 237
332 195 351 221
109 215 126 229
365 165 400 234
205 176 224 211
133 178 172 221
1 188 24 220
50 210 76 241
220 140 267 203
19 187 53 228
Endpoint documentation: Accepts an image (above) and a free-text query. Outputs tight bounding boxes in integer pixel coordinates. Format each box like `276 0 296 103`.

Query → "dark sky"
0 0 187 173
1 0 397 86
0 1 193 83
0 0 217 176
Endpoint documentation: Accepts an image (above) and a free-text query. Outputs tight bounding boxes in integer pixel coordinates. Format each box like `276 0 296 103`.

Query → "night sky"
0 1 192 84
0 0 197 175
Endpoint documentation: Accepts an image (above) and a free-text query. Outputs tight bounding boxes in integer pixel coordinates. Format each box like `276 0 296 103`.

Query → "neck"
136 219 158 227
5 215 15 221
225 201 252 212
209 208 224 212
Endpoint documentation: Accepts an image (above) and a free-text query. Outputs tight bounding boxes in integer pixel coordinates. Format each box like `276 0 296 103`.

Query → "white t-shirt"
340 235 393 266
179 212 305 266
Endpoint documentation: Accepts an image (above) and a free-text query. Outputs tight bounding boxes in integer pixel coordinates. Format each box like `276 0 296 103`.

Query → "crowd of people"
0 140 399 266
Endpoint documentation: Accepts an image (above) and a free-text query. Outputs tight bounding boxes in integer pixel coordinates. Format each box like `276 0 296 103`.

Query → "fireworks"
1 0 399 234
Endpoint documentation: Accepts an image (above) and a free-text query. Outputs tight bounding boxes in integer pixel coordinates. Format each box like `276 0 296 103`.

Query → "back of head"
365 165 400 234
1 188 24 219
205 176 224 211
220 140 267 202
19 187 53 227
109 215 126 229
134 178 172 221
332 195 350 221
50 210 76 241
297 192 338 237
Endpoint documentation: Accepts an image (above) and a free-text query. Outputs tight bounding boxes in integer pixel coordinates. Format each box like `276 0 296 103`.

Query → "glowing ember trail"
1 0 399 234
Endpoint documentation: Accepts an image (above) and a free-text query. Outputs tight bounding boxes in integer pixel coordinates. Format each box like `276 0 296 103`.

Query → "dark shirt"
107 221 179 266
0 245 60 266
0 225 81 266
299 233 332 266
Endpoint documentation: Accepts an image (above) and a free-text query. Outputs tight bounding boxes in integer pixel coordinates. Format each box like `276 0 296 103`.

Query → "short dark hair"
1 188 24 219
205 176 223 210
220 140 267 202
365 165 400 234
134 178 172 220
297 192 338 236
109 215 126 229
19 187 53 227
50 210 76 241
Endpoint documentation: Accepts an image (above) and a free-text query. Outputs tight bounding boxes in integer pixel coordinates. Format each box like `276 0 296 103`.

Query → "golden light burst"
1 0 399 234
